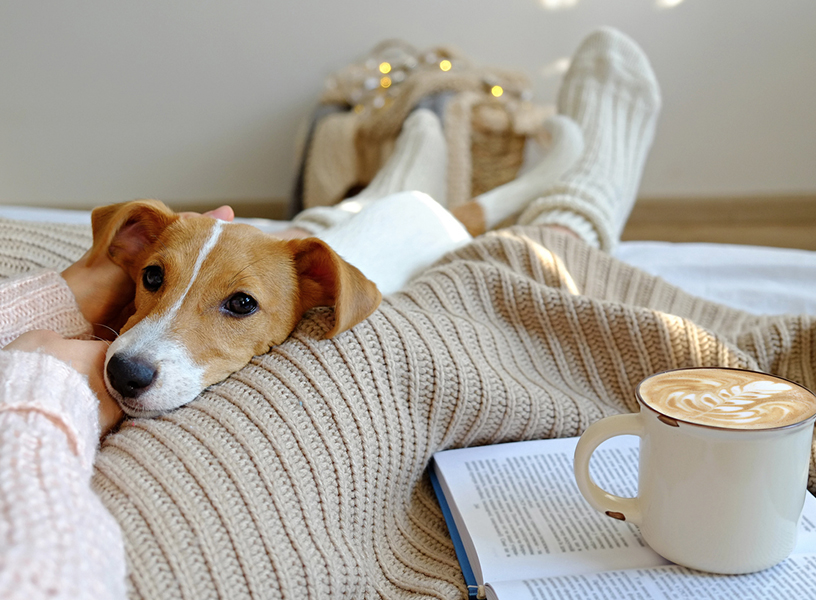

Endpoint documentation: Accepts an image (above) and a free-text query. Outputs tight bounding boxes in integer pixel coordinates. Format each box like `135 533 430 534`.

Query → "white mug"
573 367 816 574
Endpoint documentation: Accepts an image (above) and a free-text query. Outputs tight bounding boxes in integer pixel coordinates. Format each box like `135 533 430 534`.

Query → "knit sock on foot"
292 108 447 235
517 27 662 251
452 114 584 236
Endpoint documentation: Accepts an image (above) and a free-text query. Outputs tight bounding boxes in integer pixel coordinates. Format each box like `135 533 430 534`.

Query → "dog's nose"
106 354 157 398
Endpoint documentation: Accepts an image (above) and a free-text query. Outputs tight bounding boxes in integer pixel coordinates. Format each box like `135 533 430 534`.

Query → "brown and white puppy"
90 199 381 417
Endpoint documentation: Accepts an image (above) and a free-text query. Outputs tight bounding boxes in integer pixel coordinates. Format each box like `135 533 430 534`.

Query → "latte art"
638 368 816 429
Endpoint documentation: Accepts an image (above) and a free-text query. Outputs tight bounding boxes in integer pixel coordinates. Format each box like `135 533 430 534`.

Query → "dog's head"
90 199 381 417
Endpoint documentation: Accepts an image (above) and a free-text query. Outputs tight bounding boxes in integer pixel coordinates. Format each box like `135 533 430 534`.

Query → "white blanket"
614 241 816 316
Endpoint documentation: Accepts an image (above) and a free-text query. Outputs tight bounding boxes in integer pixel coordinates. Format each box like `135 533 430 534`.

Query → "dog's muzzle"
106 354 158 399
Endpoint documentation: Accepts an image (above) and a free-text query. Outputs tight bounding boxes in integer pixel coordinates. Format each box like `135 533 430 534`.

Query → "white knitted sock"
517 27 662 251
469 114 584 230
292 108 447 235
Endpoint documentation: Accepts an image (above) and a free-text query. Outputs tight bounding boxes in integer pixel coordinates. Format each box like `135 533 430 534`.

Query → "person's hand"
177 205 234 221
3 330 123 437
61 205 235 338
272 226 312 240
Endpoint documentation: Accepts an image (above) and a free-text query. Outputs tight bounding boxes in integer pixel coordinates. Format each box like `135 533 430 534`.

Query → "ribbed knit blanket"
2 217 815 599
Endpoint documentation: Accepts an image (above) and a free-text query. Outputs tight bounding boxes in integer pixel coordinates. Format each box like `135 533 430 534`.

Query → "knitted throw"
2 217 815 599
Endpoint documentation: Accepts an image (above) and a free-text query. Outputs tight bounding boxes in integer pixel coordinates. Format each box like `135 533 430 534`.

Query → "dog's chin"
115 398 167 419
108 386 196 419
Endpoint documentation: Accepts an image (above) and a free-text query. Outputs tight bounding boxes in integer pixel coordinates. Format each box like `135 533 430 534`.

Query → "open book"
431 435 816 600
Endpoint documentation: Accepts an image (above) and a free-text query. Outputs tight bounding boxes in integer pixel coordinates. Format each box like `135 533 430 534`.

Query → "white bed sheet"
614 242 816 316
2 205 813 316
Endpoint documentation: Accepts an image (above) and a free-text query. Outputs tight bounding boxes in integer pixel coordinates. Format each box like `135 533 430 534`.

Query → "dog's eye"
142 265 164 292
223 292 258 316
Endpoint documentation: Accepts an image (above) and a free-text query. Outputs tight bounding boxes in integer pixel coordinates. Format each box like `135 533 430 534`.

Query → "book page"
433 436 669 585
792 501 816 553
486 554 816 600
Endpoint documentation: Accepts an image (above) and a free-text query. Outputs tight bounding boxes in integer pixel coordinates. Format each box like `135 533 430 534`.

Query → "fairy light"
491 85 504 98
380 76 392 89
439 59 452 72
539 0 579 9
379 62 392 74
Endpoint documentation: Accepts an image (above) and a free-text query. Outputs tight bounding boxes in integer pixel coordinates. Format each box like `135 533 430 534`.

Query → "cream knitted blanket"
2 217 815 599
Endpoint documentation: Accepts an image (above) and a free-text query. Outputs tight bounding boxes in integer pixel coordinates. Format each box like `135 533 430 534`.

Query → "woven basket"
294 40 551 213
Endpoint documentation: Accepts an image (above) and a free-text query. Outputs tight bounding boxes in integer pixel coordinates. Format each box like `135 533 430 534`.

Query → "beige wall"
0 0 814 211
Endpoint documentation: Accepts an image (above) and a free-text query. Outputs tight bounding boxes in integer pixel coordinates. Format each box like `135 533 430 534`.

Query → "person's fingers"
98 393 124 436
80 342 123 435
3 331 125 436
61 253 134 333
272 227 312 240
179 205 235 221
2 329 62 351
204 205 235 221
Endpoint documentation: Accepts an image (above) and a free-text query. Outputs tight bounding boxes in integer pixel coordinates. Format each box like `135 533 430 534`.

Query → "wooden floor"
622 195 816 251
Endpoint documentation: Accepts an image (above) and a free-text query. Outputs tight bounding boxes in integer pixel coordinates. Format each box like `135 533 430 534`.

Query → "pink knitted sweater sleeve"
0 270 127 599
0 269 93 347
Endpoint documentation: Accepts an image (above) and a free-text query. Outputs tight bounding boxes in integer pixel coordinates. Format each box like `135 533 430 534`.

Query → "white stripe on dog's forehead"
167 219 225 318
104 219 226 414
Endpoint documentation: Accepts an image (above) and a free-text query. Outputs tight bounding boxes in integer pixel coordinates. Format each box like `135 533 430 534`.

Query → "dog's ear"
287 238 382 338
89 199 178 278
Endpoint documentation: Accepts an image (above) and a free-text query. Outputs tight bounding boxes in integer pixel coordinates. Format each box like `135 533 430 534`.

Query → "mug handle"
573 413 644 526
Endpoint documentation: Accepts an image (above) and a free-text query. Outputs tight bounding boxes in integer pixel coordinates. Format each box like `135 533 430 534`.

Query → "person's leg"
318 190 472 295
451 114 585 237
283 27 660 254
516 27 662 252
278 108 468 295
288 108 447 238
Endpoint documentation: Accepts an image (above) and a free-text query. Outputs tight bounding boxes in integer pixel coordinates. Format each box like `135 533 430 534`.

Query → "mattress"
3 204 814 316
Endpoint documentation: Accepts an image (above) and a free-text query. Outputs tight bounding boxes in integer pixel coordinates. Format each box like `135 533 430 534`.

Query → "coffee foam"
638 368 816 429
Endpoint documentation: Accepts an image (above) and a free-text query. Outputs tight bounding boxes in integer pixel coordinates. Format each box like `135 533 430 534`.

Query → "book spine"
429 460 480 600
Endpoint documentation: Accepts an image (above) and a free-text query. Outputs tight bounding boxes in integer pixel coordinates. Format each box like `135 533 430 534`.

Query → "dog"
91 199 382 417
91 115 582 418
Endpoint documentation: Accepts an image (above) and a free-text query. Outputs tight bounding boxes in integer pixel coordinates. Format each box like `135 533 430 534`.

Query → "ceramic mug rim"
635 366 816 433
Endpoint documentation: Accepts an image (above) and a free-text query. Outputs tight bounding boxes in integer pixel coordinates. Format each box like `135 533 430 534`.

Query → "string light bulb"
380 76 392 89
439 59 452 72
379 62 392 74
539 0 579 9
491 85 504 98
